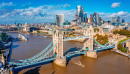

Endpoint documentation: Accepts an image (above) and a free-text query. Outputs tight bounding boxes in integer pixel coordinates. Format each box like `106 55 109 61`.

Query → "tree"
94 34 108 45
118 43 123 50
113 29 130 37
0 32 8 42
94 28 99 32
117 43 127 52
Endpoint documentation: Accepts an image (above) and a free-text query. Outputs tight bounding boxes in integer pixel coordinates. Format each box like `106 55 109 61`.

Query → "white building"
56 14 64 27
111 17 116 23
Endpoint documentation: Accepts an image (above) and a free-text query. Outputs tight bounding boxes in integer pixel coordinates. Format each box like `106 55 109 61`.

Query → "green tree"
94 34 108 45
94 28 99 32
113 29 130 37
118 43 123 50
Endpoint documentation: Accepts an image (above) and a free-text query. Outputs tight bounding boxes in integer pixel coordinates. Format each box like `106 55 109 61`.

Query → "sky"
0 0 130 24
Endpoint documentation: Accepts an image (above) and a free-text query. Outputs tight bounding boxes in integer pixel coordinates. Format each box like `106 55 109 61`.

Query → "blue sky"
0 0 130 24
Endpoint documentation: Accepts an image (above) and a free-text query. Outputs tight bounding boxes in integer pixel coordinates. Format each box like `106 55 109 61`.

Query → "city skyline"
0 0 130 24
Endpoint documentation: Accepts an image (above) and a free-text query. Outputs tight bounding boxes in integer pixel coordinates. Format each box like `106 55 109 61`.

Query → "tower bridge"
8 25 118 73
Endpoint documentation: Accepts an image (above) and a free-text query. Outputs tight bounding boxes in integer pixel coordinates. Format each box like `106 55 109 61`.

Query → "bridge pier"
54 57 66 67
86 51 97 58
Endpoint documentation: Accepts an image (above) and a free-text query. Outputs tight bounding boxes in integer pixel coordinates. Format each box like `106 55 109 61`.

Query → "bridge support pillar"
86 51 97 58
54 57 66 67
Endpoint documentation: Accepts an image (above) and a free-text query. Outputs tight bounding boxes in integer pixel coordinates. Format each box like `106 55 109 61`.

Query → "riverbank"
0 41 12 73
113 49 130 58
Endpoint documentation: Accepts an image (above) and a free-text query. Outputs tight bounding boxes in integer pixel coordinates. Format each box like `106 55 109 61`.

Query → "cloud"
63 4 71 8
111 2 120 8
98 11 130 21
98 12 105 15
117 11 128 16
0 4 74 24
0 2 14 8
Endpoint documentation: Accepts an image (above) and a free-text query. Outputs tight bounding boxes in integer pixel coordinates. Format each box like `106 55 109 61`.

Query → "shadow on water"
12 38 20 42
11 45 19 49
66 54 82 65
14 61 53 74
64 47 83 65
23 66 41 74
64 47 80 55
96 48 112 52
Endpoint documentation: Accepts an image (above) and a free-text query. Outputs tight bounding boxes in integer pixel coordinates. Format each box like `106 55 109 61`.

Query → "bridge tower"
109 38 118 50
53 30 66 67
84 25 97 58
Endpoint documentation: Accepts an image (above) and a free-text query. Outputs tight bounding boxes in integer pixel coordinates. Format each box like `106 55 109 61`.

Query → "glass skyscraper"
116 16 120 23
56 14 64 27
92 12 99 26
111 17 116 23
84 12 87 23
76 5 85 22
122 19 125 23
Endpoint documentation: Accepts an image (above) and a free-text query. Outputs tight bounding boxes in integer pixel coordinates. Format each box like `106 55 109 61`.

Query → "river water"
8 32 130 74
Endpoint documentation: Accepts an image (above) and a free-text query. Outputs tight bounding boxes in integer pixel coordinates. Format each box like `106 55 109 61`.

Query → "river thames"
8 32 130 74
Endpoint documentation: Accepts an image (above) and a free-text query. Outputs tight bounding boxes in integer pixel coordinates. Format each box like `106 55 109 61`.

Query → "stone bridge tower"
83 25 97 58
53 29 66 67
109 38 118 50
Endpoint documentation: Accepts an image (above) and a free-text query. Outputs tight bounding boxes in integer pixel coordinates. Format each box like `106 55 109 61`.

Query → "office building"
116 16 120 23
76 5 85 22
56 14 64 27
92 12 100 26
111 17 116 23
99 17 102 22
122 19 125 23
84 12 87 23
90 14 92 24
75 14 78 20
87 18 90 23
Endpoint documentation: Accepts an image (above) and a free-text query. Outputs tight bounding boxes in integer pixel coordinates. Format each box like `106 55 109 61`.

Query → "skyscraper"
92 12 99 26
56 14 64 27
122 19 125 23
76 5 82 17
111 17 116 23
75 14 78 20
84 12 87 23
90 14 92 24
116 16 120 23
99 17 102 22
76 5 85 22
